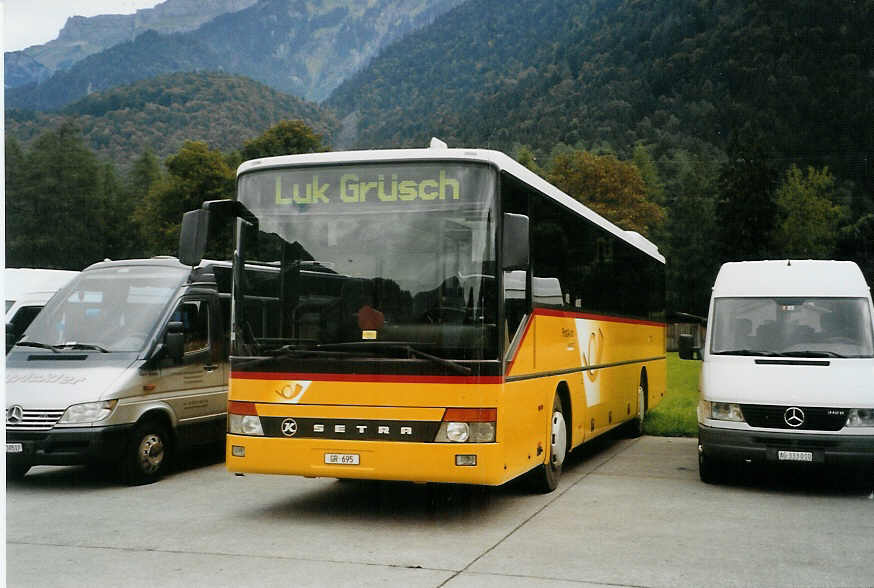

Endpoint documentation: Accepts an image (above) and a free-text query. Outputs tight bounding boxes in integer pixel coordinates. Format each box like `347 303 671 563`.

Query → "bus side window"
501 171 531 353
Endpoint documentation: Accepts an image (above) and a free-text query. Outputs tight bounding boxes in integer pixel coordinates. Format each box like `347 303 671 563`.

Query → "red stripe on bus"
231 371 503 384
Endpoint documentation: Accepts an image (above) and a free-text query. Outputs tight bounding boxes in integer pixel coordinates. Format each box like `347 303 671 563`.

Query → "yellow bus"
180 140 665 492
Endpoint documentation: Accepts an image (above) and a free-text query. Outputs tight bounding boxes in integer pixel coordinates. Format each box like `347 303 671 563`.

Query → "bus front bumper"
698 424 874 467
226 434 513 485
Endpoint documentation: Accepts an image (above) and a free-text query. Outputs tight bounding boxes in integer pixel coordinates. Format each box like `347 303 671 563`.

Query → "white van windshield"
711 297 874 358
20 266 188 352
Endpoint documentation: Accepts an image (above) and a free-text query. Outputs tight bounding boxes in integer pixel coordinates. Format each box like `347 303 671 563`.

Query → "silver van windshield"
20 266 188 353
710 297 874 358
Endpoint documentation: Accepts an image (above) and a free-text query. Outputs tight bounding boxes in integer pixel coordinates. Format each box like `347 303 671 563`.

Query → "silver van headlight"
846 409 874 427
58 400 118 424
699 400 745 422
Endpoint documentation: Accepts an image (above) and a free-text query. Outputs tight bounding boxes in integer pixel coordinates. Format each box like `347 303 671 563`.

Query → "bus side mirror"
164 321 185 362
678 333 701 360
179 209 210 267
502 213 529 271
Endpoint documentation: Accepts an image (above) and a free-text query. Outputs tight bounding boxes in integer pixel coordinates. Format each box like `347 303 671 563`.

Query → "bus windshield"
19 265 188 353
710 297 874 358
235 162 498 363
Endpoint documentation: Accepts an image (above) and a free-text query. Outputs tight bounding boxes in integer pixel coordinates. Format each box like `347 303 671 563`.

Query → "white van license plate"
324 453 359 465
6 443 23 454
777 450 813 462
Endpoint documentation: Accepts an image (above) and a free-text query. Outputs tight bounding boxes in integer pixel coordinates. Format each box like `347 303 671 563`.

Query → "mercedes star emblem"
783 406 805 428
7 405 24 425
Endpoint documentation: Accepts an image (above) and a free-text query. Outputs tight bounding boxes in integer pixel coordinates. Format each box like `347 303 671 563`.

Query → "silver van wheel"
137 433 166 474
124 420 170 485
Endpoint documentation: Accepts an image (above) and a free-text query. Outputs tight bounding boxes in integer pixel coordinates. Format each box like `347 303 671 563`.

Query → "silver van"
5 257 230 484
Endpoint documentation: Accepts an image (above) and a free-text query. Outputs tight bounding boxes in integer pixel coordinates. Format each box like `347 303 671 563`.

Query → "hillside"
5 0 466 110
327 0 874 187
5 72 339 168
4 0 257 89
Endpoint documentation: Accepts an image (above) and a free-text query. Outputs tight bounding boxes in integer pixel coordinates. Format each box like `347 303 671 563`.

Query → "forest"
5 0 874 317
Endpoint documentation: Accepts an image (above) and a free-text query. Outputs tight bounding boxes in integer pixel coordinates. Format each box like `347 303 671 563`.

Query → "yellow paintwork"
227 310 665 485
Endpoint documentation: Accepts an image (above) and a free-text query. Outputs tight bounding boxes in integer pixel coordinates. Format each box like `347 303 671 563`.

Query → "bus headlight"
58 400 117 424
846 409 874 427
434 408 496 443
699 400 744 422
228 401 264 436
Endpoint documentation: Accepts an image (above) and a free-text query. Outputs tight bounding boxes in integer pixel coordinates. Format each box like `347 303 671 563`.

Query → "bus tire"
533 393 568 493
627 377 648 438
122 419 171 485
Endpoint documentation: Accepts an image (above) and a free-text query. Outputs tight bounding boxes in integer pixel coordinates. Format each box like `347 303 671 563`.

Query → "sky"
2 0 163 52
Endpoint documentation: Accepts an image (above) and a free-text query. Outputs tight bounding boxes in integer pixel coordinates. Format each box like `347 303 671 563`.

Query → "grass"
643 352 699 437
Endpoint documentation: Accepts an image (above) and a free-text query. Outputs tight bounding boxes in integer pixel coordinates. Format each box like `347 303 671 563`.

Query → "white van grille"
6 408 65 431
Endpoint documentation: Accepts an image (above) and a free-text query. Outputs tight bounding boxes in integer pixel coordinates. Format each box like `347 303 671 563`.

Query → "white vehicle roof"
236 140 664 263
712 260 870 298
4 268 79 302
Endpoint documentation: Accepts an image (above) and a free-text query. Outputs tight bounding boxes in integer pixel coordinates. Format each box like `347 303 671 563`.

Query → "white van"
680 260 874 482
5 257 231 484
5 268 79 351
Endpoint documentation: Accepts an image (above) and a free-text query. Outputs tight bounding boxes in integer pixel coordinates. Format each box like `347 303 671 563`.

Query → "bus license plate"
6 443 23 454
324 453 359 465
777 450 813 462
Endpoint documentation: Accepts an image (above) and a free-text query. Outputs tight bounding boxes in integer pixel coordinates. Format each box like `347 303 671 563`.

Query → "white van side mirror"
678 334 702 360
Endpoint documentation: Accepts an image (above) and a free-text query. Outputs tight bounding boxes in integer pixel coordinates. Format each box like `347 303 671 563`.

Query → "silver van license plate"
6 443 23 453
324 453 359 465
777 450 812 462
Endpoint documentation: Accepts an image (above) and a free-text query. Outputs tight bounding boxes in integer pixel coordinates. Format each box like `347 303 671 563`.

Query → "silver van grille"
6 408 65 431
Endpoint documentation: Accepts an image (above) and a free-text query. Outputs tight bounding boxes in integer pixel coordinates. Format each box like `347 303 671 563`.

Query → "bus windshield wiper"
316 342 472 375
711 349 779 357
776 350 845 358
13 341 60 353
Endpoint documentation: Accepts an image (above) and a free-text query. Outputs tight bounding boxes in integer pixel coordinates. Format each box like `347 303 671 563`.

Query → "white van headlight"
59 400 118 424
699 400 745 422
846 409 874 427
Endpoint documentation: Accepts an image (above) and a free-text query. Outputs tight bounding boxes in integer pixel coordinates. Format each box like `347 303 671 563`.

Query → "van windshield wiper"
711 349 779 357
13 341 60 353
776 350 845 358
57 343 110 353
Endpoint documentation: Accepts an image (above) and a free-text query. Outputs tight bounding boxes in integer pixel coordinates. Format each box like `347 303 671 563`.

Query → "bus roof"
236 141 665 263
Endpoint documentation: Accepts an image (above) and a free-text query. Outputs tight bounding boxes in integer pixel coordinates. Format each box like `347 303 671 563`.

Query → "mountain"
5 72 339 168
4 0 257 89
327 0 874 188
5 0 466 110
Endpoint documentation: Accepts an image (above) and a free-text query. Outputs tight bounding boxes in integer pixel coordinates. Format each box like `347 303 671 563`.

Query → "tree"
772 165 844 259
662 150 721 316
6 121 114 269
714 145 778 262
546 149 665 238
238 120 327 162
134 141 234 256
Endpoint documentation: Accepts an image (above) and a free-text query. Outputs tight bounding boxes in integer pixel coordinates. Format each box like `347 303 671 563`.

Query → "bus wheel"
123 419 171 485
534 394 567 493
627 380 647 438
